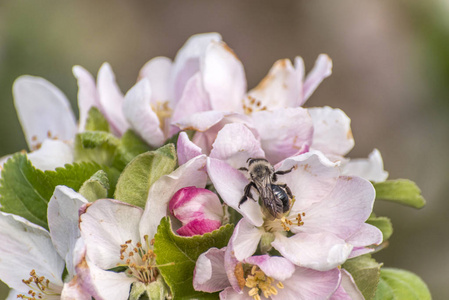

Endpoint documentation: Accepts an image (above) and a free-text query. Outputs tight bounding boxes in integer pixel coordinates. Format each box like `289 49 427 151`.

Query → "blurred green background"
0 0 448 299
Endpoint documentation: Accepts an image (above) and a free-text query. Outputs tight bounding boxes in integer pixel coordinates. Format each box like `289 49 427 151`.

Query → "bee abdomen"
271 184 290 213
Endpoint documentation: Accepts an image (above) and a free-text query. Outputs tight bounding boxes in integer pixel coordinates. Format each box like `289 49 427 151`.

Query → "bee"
238 158 294 219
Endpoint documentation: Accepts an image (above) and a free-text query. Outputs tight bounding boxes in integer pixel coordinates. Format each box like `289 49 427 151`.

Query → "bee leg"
273 166 295 179
238 182 257 208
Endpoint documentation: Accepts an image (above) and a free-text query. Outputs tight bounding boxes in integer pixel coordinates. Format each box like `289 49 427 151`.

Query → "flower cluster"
0 33 429 299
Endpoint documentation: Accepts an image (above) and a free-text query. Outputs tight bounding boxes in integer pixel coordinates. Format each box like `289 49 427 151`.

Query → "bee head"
247 158 274 180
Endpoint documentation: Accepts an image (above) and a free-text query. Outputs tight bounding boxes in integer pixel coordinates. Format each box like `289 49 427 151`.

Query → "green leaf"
78 170 109 202
0 153 120 229
367 215 393 241
373 179 426 209
114 144 177 208
343 255 382 300
0 154 53 229
112 130 153 171
84 107 110 132
373 268 431 300
74 131 120 166
154 217 234 299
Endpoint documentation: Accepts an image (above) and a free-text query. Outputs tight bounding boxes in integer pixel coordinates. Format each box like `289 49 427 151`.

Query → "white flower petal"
342 149 389 182
275 267 340 300
244 255 295 282
210 123 265 169
48 186 88 277
27 139 73 171
170 72 211 135
97 63 129 135
303 54 332 103
202 41 246 113
171 32 222 105
347 223 383 248
61 278 92 300
231 219 263 261
272 232 352 271
13 75 77 151
138 56 172 103
207 157 264 227
76 253 135 300
73 65 100 132
248 59 302 109
140 155 208 240
175 110 225 132
177 131 203 165
308 106 354 157
330 269 364 300
123 78 165 147
79 199 143 270
277 151 340 211
194 247 230 293
0 212 64 292
251 107 313 164
301 176 375 240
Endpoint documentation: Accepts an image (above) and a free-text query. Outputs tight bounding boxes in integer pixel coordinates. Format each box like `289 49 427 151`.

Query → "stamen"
17 269 61 299
151 101 172 136
117 238 161 285
244 265 284 300
242 95 268 115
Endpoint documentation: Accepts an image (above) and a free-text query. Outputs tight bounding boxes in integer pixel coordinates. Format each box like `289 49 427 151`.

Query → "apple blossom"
193 246 341 300
78 155 208 298
169 186 224 236
206 123 382 271
0 186 91 300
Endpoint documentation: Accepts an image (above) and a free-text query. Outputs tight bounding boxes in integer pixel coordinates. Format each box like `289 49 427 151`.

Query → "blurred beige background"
0 0 447 299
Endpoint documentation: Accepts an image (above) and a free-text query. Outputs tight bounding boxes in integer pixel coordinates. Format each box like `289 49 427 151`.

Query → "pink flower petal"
251 108 313 164
175 110 225 132
171 72 212 136
272 232 352 271
138 56 172 104
193 247 230 293
177 131 203 165
79 199 143 270
347 223 383 248
210 123 265 169
177 219 222 236
97 63 129 136
308 106 354 157
303 54 332 103
73 65 101 132
169 187 223 223
123 79 165 147
207 158 264 227
13 76 77 151
171 33 222 105
202 41 246 113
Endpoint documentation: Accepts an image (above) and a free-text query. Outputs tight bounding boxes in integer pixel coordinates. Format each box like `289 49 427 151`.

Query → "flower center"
263 212 306 233
242 95 267 115
117 235 159 285
151 101 172 135
244 265 284 300
17 269 62 299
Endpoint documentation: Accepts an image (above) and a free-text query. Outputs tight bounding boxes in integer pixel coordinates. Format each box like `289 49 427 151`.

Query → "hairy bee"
238 158 294 219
